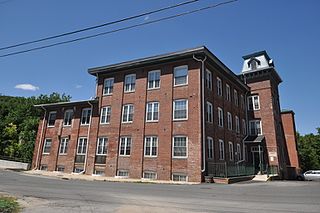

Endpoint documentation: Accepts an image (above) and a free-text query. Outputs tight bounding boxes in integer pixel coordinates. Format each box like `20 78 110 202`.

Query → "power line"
0 0 238 58
0 0 200 51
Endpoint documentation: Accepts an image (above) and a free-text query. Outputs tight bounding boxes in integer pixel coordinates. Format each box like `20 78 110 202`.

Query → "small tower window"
248 58 260 70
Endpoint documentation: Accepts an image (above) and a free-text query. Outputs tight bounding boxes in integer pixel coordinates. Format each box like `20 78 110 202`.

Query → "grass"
0 196 20 213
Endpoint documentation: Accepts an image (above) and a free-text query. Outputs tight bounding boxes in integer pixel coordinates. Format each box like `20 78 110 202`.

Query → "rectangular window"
74 167 84 173
226 84 231 101
207 137 214 159
144 136 158 157
59 138 69 154
143 171 157 180
173 136 187 158
219 139 224 160
100 106 111 124
206 101 213 123
235 116 240 133
234 90 239 106
122 104 134 123
96 137 108 155
227 112 232 130
48 111 56 127
63 110 73 126
249 120 262 135
248 95 260 110
103 78 114 95
40 165 48 171
146 102 159 122
218 107 224 127
94 170 105 176
43 138 52 154
237 143 242 161
119 137 131 156
206 69 212 90
117 170 129 177
240 94 245 109
174 65 188 86
77 137 87 155
217 77 222 96
56 165 65 172
124 74 136 92
148 70 160 89
173 99 188 120
242 119 247 135
81 108 91 125
172 174 187 182
229 142 234 161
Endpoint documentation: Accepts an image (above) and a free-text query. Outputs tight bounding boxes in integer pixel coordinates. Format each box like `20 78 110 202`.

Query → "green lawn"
0 196 20 213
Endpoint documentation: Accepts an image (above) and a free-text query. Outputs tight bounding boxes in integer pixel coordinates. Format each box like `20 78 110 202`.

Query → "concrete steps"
252 174 269 181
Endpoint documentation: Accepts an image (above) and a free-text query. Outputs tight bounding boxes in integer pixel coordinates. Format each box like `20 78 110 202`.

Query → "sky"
0 0 319 135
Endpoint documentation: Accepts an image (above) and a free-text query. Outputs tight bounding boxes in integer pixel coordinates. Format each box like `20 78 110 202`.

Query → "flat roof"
34 99 98 108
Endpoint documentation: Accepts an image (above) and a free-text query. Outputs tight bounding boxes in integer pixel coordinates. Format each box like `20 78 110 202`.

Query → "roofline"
242 50 270 61
88 46 249 90
34 99 98 108
281 109 295 115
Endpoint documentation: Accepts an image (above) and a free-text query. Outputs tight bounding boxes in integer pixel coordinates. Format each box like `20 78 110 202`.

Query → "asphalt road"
0 170 320 213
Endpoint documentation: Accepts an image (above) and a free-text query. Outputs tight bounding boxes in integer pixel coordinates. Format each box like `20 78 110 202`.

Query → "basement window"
172 174 187 182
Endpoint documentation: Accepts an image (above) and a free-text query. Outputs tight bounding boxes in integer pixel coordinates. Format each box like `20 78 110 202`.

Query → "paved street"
0 169 320 213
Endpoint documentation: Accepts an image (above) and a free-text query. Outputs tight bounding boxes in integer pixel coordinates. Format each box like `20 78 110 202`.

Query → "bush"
0 196 20 213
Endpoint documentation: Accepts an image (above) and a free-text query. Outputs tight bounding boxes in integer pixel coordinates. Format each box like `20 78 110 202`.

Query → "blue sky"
0 0 319 134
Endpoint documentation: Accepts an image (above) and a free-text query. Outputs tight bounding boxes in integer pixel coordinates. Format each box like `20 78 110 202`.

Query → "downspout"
34 106 47 170
193 54 207 173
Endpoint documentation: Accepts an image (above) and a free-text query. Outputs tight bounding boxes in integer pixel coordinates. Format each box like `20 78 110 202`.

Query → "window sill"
173 118 188 121
144 156 157 158
122 121 133 124
63 125 71 128
103 93 113 96
47 126 55 128
146 120 159 123
174 83 188 88
172 157 188 159
100 123 110 125
124 90 135 94
147 87 160 91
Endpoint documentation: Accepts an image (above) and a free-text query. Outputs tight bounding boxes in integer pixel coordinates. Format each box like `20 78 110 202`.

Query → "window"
119 137 131 156
237 143 242 161
173 99 188 120
173 136 187 158
40 165 48 171
59 138 69 154
100 106 111 124
235 116 240 133
219 139 224 160
56 165 65 172
240 94 245 109
172 174 187 182
226 84 231 101
48 111 56 127
146 102 159 122
217 77 222 96
207 137 214 159
249 120 262 135
81 108 91 125
117 170 129 177
74 167 84 173
248 95 260 110
77 137 87 155
124 74 136 92
234 90 239 106
242 119 247 135
174 65 188 86
206 102 213 123
148 70 160 89
122 104 134 123
143 171 157 180
218 107 224 127
229 142 234 161
227 112 232 130
63 110 73 126
144 136 158 157
206 69 212 90
43 138 52 154
94 170 105 176
96 137 108 155
103 78 114 95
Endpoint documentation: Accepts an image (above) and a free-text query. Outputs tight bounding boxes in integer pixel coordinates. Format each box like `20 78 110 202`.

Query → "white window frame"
248 95 260 111
148 70 160 90
43 138 52 154
240 94 245 109
206 101 213 123
217 77 222 96
63 109 73 127
47 111 56 127
249 120 263 135
122 104 134 123
242 119 247 135
226 84 231 101
124 74 136 92
234 89 239 106
103 77 114 95
219 139 225 160
207 137 214 159
229 141 234 162
81 108 91 125
206 69 212 90
59 137 69 155
172 136 188 158
172 173 188 182
117 170 129 177
119 137 131 156
174 65 188 86
96 137 108 155
227 112 232 130
235 116 240 133
173 99 188 121
143 171 157 180
146 102 159 122
144 136 158 157
218 107 224 127
77 137 87 155
100 106 111 124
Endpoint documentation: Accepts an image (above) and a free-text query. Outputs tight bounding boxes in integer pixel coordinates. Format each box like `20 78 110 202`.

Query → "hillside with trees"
0 93 70 163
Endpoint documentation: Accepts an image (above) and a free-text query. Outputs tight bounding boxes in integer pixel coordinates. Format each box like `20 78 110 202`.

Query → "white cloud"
14 83 39 91
75 84 83 89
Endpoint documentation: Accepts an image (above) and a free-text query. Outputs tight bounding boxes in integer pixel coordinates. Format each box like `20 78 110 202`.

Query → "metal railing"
208 162 255 178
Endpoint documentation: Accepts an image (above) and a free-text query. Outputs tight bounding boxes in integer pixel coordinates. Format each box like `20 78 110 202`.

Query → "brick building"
32 46 300 182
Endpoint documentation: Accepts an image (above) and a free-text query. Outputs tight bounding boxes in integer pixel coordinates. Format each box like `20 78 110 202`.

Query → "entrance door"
251 146 264 174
